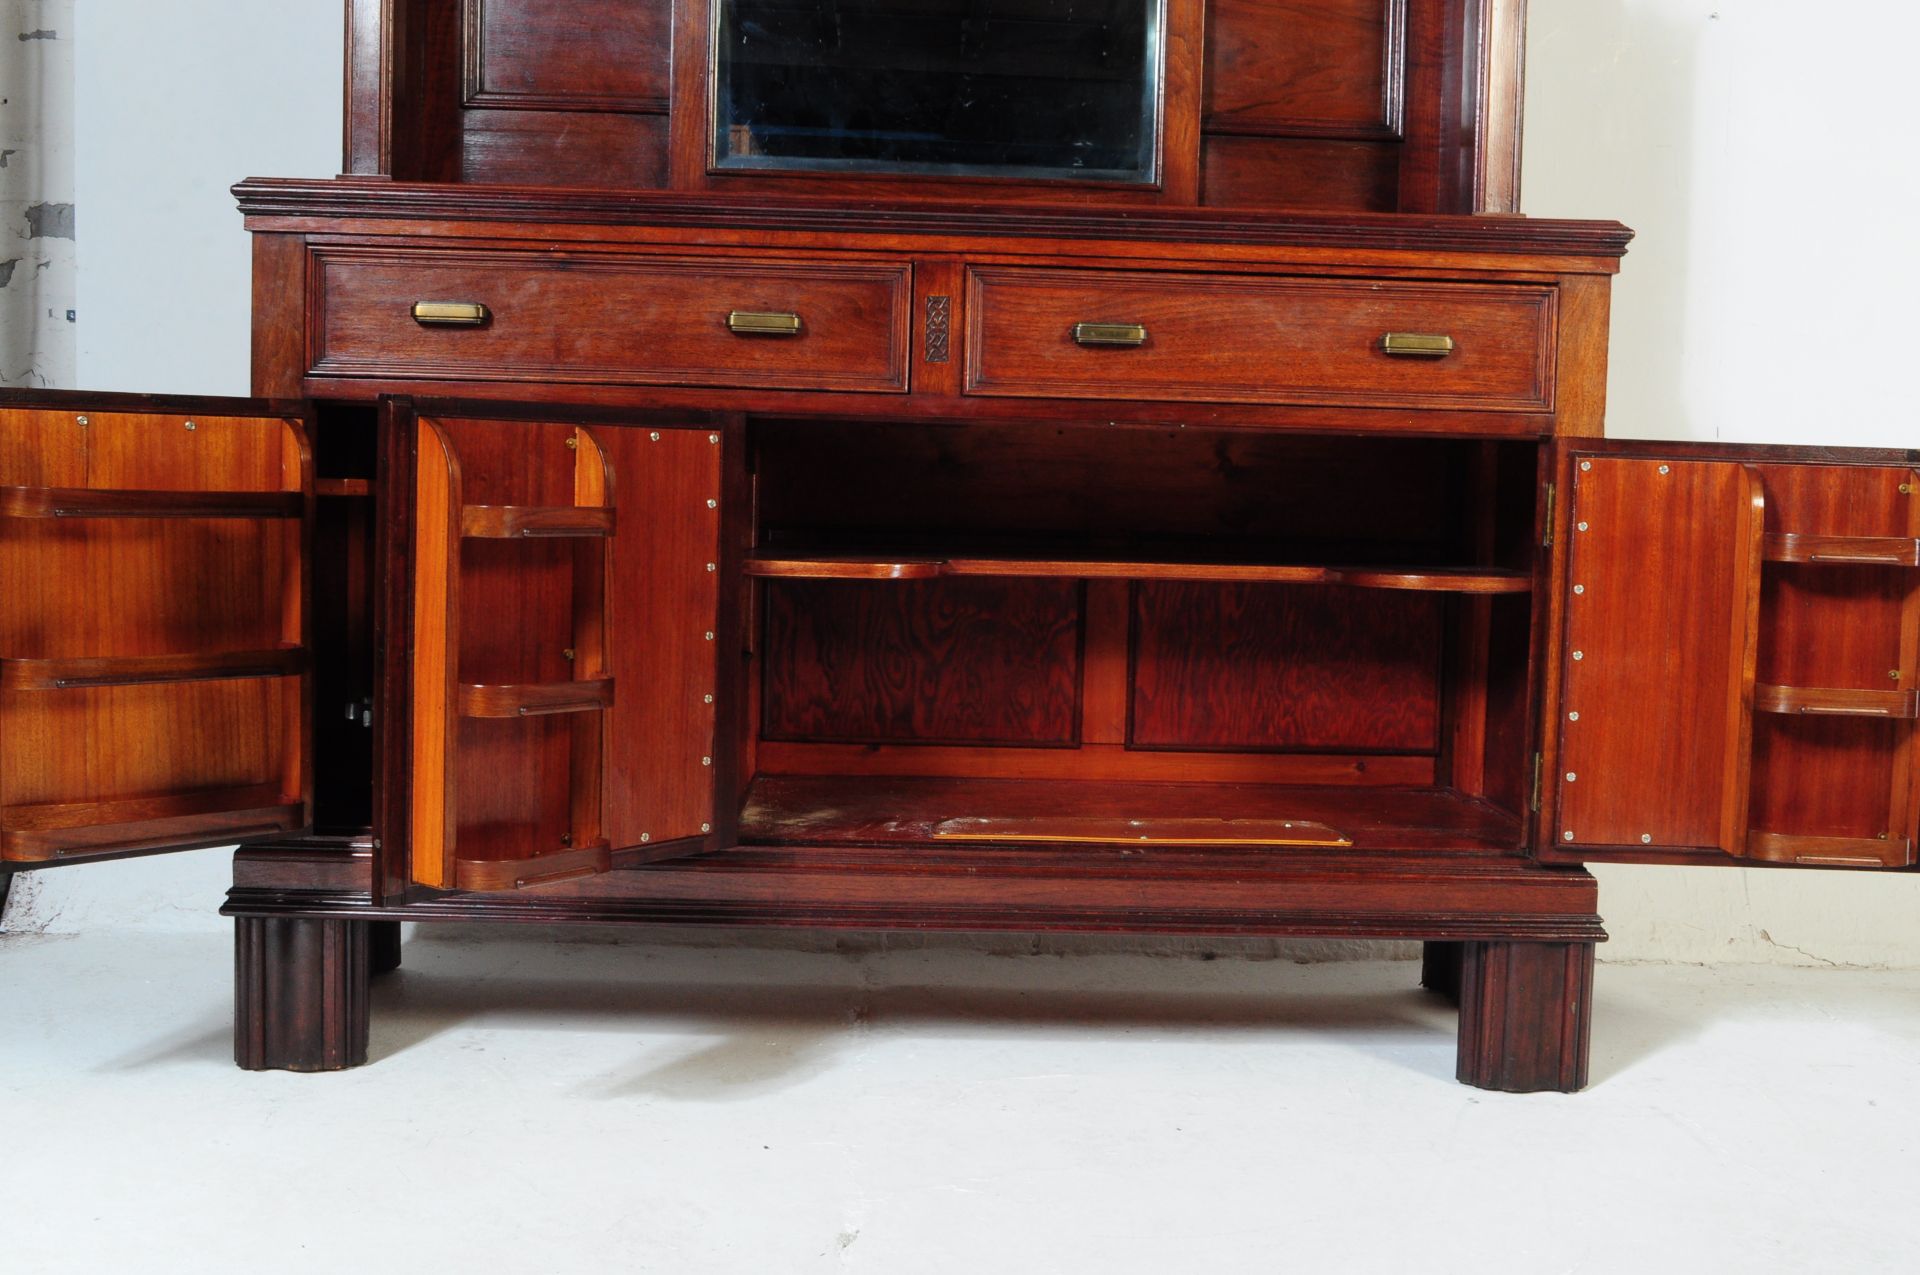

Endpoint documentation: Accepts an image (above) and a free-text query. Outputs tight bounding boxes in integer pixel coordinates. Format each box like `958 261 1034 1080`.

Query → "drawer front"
312 248 913 393
964 267 1556 411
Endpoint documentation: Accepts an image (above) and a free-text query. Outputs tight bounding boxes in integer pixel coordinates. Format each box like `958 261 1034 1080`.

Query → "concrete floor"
3 930 1916 1273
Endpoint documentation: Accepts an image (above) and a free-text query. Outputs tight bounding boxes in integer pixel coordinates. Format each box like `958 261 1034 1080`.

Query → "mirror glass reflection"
713 1 1161 183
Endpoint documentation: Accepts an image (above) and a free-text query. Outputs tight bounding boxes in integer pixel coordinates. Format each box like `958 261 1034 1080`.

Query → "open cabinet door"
1544 440 1920 869
0 391 313 865
392 402 725 892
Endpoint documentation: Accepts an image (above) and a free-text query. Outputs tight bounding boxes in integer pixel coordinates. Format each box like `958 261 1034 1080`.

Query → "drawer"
963 267 1556 411
311 248 913 393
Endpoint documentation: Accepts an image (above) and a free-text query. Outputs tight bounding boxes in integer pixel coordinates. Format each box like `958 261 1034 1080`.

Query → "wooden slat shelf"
1747 831 1914 869
454 840 613 892
458 677 614 719
1 783 304 862
461 505 616 540
0 647 307 692
1754 684 1919 719
1764 533 1920 567
0 486 304 520
745 553 1532 593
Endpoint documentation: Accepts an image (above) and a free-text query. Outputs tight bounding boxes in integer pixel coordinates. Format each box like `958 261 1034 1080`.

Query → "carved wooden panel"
1131 581 1442 752
762 579 1081 747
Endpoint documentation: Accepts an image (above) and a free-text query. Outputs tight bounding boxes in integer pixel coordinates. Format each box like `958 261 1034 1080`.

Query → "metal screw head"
650 431 661 441
703 694 714 705
641 833 651 844
1573 584 1585 595
1658 465 1670 475
1566 772 1578 783
1568 711 1580 722
1564 831 1576 842
1892 670 1904 682
1572 650 1585 661
1577 521 1590 532
1580 461 1592 472
707 499 718 509
184 420 196 431
701 756 712 767
564 436 578 450
1901 483 1913 495
1641 834 1654 844
706 563 717 572
704 631 715 641
75 415 89 426
701 823 712 834
709 434 720 444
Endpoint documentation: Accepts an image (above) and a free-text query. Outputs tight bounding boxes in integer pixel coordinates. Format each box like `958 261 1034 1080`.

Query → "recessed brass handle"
1381 332 1456 358
728 311 802 337
412 301 490 327
1074 323 1148 347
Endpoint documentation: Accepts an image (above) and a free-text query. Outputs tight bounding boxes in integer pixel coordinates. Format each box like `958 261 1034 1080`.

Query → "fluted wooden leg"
1456 941 1595 1093
234 917 371 1072
1420 941 1464 1003
369 920 403 976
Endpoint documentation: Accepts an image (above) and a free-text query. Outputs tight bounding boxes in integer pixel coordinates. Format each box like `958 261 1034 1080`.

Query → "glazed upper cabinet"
349 0 1526 214
0 395 314 864
1547 441 1920 870
392 404 728 891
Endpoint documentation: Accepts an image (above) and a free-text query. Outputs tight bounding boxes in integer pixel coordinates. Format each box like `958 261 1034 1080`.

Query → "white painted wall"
0 0 75 386
5 1 1917 965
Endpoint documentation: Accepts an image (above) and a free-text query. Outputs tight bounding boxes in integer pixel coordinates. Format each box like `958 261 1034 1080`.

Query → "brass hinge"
1530 752 1544 813
1542 483 1557 549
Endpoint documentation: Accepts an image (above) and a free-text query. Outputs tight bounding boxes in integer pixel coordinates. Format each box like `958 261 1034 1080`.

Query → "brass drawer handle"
1074 322 1148 347
412 301 490 327
1381 332 1456 358
729 311 802 336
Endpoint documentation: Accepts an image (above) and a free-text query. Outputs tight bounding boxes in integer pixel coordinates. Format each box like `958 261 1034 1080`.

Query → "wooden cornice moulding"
231 177 1636 260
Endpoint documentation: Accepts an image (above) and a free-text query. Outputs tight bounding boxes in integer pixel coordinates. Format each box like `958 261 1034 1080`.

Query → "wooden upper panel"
347 0 1531 213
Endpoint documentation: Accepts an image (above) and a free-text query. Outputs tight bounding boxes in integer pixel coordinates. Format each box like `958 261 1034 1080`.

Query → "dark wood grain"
739 774 1523 854
1206 0 1403 139
311 247 914 393
964 266 1555 410
1132 581 1443 753
463 0 669 112
1455 940 1594 1093
234 916 371 1072
761 579 1082 747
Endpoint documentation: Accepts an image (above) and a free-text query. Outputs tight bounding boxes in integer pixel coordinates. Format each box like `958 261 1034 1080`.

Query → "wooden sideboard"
3 1 1914 1092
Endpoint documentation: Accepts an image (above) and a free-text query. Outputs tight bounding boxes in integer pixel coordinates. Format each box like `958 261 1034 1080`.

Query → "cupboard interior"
1747 462 1920 867
737 422 1545 855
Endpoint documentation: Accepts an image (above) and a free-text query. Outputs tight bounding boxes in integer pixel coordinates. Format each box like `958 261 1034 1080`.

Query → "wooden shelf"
1764 533 1920 567
1755 684 1919 719
746 552 1532 593
461 505 616 540
458 678 614 719
1747 831 1914 869
740 775 1524 855
0 485 303 520
1 784 304 863
454 841 613 892
0 648 307 692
